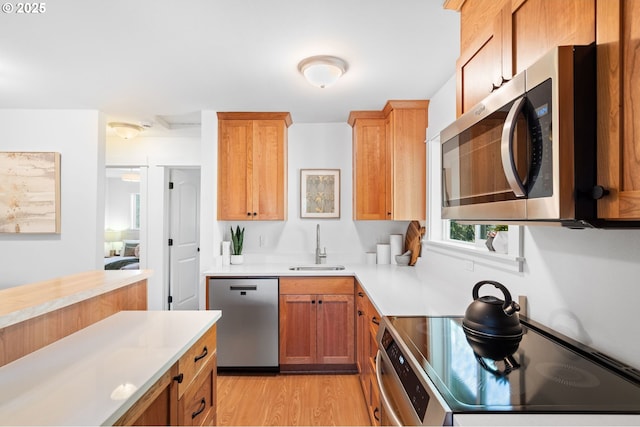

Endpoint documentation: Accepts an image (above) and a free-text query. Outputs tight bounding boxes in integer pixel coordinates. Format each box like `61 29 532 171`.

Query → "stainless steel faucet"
315 224 327 264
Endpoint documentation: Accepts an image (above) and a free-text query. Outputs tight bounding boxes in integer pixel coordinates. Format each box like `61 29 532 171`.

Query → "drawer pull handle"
357 292 364 297
194 346 208 363
374 407 380 421
372 317 380 325
192 398 206 419
173 373 184 384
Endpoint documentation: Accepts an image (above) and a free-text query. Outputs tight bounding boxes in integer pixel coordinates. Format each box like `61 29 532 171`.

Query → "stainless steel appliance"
208 277 279 370
376 315 640 425
440 44 628 228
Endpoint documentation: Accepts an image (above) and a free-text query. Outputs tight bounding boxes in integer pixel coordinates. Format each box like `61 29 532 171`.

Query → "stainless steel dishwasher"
208 277 279 370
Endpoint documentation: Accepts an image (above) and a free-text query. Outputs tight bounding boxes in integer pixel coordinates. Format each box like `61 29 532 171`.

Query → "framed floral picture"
300 169 340 218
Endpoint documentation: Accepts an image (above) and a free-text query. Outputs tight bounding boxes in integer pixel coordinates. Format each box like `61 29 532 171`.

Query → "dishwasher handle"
229 285 258 291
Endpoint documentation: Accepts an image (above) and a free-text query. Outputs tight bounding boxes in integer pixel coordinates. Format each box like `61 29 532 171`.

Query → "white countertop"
0 310 222 426
204 263 469 317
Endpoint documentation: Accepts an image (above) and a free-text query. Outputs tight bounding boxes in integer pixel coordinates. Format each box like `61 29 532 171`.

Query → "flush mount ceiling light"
108 122 144 140
298 55 348 89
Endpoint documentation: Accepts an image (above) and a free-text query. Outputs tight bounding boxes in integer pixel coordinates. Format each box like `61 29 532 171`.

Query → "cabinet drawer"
177 325 217 398
280 276 354 295
178 355 216 426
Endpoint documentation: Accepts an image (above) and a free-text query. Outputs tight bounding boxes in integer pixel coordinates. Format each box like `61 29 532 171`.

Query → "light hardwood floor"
217 374 371 426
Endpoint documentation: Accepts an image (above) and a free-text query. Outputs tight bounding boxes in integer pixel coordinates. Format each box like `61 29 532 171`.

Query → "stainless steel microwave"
440 45 603 228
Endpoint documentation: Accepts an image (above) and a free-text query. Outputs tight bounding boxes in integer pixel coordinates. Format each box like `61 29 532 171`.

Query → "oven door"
440 71 551 221
376 346 450 426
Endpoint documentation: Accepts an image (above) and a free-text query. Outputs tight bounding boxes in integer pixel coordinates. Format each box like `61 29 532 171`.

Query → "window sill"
425 239 525 273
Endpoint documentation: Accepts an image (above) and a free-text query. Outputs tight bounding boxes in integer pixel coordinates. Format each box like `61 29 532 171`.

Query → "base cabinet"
279 277 355 371
356 281 381 426
115 325 217 426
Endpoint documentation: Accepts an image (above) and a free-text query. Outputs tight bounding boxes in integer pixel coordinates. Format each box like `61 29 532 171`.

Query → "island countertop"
0 310 222 426
0 270 152 329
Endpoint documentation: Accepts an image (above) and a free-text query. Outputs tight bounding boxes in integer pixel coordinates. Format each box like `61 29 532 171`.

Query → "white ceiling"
0 0 460 133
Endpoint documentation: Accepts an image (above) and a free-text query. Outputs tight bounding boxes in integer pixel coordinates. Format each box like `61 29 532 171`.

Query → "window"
426 135 524 272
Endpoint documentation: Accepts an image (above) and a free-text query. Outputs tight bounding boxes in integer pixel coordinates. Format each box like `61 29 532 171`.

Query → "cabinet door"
597 0 640 219
252 120 287 220
177 355 216 426
353 118 388 220
355 286 368 386
456 0 595 117
387 107 427 220
316 294 355 365
218 120 251 220
508 0 595 75
279 294 316 365
456 10 504 116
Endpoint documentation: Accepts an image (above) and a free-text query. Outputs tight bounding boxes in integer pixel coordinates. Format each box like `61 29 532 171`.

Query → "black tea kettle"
463 280 522 338
462 280 523 368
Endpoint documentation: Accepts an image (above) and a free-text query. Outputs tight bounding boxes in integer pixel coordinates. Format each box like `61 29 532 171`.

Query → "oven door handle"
501 96 527 198
376 350 403 427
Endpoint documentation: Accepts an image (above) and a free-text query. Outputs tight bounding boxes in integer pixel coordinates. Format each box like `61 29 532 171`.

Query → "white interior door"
168 168 200 310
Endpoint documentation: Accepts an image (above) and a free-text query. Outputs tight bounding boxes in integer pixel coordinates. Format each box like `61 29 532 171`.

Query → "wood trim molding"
216 112 292 127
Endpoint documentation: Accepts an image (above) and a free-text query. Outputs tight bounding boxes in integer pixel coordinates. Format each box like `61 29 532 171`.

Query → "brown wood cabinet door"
355 287 368 382
456 10 504 116
456 0 595 117
279 294 317 365
597 0 640 219
252 120 287 220
387 107 427 220
316 294 355 365
508 0 595 76
353 118 388 220
218 120 251 220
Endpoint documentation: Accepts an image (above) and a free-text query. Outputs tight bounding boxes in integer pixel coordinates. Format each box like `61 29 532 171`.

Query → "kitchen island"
0 310 222 426
0 270 151 367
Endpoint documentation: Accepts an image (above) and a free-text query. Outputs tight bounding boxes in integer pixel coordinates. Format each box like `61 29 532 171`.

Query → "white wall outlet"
464 260 474 271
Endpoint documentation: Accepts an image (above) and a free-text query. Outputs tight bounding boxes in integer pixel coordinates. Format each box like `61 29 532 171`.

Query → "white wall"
0 110 105 289
419 75 640 369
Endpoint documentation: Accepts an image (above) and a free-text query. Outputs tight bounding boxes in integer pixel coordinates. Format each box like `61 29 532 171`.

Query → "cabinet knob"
173 373 184 384
357 292 364 297
247 212 251 216
358 310 364 316
253 212 257 216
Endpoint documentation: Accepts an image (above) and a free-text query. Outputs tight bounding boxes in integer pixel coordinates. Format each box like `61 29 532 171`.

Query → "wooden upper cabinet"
452 0 595 116
349 100 428 221
217 112 291 220
596 0 640 219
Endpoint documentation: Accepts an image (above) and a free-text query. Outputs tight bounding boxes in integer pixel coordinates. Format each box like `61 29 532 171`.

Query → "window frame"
426 134 525 273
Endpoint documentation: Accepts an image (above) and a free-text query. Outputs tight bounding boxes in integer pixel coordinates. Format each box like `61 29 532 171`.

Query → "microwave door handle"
501 96 527 198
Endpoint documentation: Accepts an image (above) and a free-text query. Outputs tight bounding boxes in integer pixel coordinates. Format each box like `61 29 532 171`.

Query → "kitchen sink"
288 265 346 271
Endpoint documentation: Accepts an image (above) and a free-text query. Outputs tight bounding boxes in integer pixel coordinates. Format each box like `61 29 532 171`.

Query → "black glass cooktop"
386 316 640 413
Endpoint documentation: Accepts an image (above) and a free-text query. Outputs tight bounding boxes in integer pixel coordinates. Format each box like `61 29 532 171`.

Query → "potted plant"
230 225 245 264
486 225 508 253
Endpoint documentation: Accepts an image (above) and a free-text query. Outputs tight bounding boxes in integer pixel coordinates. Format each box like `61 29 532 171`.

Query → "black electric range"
377 315 640 425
